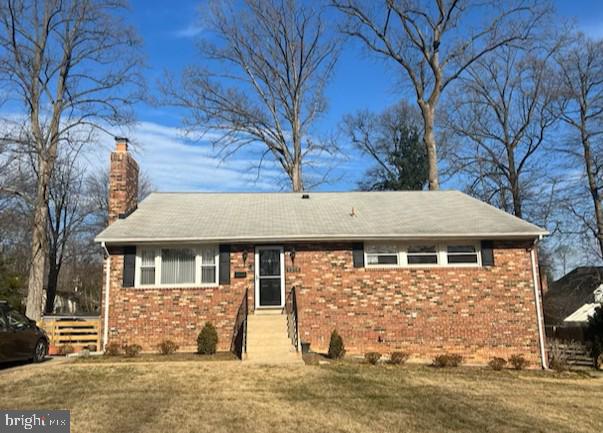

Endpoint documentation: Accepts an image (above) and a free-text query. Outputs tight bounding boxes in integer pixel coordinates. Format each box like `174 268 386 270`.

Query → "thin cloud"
87 120 283 192
173 23 204 38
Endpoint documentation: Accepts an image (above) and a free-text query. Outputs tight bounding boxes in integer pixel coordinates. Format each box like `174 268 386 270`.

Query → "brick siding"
101 240 543 365
287 241 542 365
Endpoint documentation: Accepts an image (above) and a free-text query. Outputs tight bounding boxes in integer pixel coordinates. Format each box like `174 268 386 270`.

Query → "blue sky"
96 0 603 192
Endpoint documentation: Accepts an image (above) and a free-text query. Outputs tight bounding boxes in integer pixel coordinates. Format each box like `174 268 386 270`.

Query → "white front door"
255 246 285 309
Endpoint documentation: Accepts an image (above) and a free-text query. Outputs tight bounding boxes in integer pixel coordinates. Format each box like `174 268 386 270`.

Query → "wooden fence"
39 317 101 353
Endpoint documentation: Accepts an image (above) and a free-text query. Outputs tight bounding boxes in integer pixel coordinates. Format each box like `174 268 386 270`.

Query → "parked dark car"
0 301 48 363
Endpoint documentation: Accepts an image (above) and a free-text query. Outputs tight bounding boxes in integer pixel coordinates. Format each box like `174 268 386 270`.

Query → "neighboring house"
96 138 549 366
544 267 603 326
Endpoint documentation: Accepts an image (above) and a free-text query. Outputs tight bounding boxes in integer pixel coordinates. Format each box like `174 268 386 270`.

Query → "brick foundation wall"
102 240 543 365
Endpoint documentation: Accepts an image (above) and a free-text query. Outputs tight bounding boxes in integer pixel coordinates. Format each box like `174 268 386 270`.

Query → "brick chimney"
108 137 139 224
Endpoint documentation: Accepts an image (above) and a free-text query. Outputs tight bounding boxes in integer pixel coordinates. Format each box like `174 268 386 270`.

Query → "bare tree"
332 0 550 190
45 148 88 314
446 40 562 219
557 34 603 259
85 165 153 235
342 101 427 190
0 0 143 320
164 0 340 192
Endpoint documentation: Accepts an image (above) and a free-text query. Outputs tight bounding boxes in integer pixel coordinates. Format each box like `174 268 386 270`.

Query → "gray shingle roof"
95 190 547 244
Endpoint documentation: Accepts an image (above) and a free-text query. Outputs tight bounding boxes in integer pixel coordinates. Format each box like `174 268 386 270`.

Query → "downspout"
101 242 111 352
530 236 548 369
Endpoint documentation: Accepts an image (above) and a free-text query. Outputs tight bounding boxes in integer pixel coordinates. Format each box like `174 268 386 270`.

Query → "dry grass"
1 360 602 433
72 352 237 364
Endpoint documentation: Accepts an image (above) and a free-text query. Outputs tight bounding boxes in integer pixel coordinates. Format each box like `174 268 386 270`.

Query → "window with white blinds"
140 249 156 285
161 248 196 285
136 246 219 287
200 247 217 284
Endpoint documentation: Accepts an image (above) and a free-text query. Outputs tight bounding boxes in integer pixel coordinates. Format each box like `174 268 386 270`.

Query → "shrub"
488 357 507 371
58 344 74 356
586 305 603 370
157 340 179 355
548 340 569 372
509 354 529 370
197 322 218 355
123 344 142 358
432 354 463 368
327 330 345 359
105 342 121 356
389 352 409 365
365 352 382 365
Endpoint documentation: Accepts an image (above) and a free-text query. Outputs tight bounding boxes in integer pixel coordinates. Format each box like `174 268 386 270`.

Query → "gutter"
101 242 110 352
530 236 548 369
95 232 549 244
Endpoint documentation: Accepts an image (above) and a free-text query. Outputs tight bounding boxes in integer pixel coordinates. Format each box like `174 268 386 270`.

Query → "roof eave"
95 231 548 245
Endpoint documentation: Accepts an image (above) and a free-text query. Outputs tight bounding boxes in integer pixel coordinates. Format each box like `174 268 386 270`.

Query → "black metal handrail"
231 287 248 359
285 286 300 351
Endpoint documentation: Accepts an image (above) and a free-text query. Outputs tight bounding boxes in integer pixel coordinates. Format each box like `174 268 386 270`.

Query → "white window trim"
134 244 219 288
254 246 286 310
364 241 482 268
445 243 482 267
364 242 401 267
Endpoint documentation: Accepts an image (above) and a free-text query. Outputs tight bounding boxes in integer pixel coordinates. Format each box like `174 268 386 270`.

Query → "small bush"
197 322 218 355
365 352 382 365
58 344 74 356
548 340 569 372
105 342 121 356
327 330 345 359
389 352 409 365
509 354 529 370
157 340 179 355
123 344 142 357
488 357 507 371
432 354 463 368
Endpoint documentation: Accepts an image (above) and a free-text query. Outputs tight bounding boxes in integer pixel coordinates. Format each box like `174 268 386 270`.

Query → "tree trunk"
291 161 303 192
290 116 304 193
45 252 60 315
581 128 603 258
506 147 523 219
25 158 52 321
421 103 439 190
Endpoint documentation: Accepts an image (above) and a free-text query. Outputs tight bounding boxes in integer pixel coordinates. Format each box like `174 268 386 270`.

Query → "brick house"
96 138 548 366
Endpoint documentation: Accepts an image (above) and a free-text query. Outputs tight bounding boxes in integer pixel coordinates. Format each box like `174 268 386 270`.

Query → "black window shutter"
481 241 495 266
219 244 231 285
352 243 364 268
122 246 136 287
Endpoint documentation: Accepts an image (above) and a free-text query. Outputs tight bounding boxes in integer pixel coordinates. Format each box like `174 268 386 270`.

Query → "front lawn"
72 352 238 363
1 360 601 433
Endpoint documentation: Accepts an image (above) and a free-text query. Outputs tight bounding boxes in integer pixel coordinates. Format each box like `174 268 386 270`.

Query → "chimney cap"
114 136 129 152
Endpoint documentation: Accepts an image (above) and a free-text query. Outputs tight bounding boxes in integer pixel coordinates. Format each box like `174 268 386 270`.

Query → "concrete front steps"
245 311 303 365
